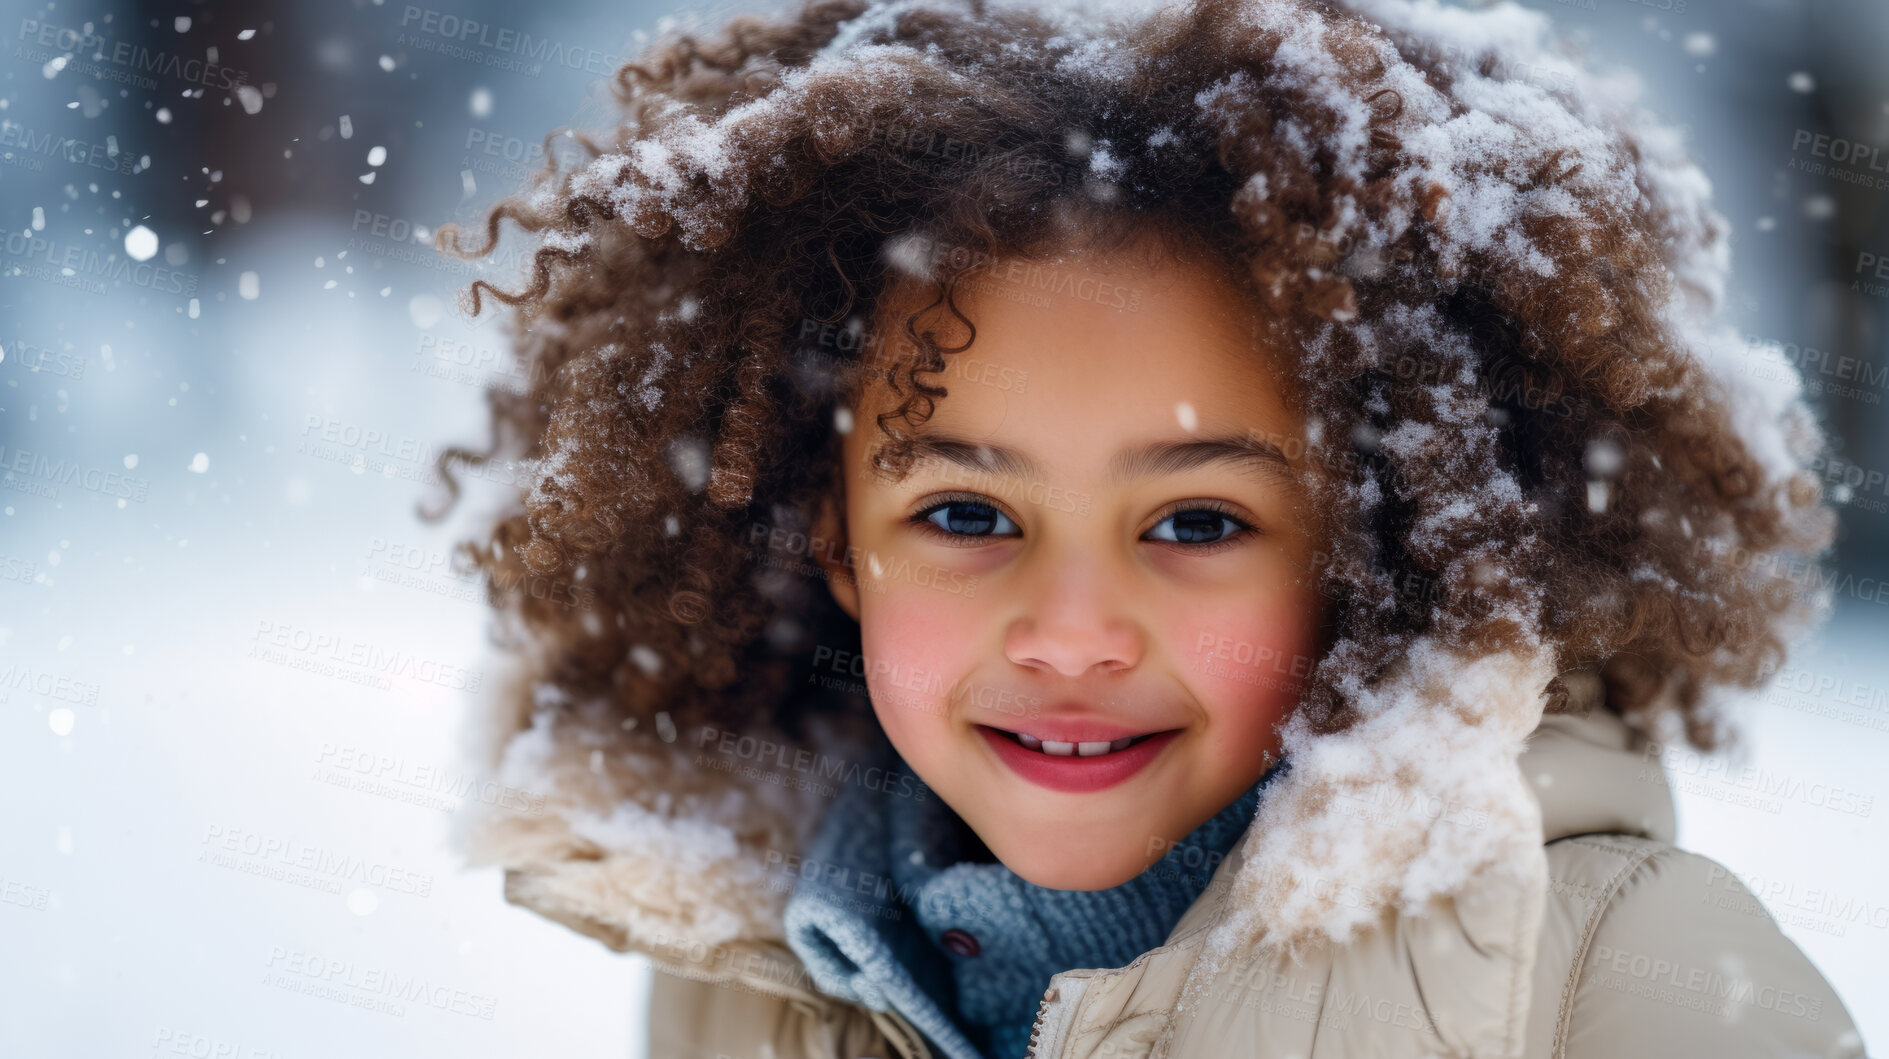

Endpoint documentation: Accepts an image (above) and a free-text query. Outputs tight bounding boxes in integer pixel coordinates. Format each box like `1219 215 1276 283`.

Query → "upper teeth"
1015 734 1138 756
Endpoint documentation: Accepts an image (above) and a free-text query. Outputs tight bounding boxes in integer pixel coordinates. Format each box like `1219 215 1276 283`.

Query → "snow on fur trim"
1198 638 1557 968
449 658 841 950
441 0 1835 988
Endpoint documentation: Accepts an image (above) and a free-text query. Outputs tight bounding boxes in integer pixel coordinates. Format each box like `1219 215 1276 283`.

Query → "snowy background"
1 0 1885 1055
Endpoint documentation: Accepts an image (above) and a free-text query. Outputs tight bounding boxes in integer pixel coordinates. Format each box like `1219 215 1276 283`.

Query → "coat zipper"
1025 975 1088 1059
1024 986 1059 1059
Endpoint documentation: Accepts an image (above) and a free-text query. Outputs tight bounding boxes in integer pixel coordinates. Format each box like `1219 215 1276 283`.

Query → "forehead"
850 240 1300 466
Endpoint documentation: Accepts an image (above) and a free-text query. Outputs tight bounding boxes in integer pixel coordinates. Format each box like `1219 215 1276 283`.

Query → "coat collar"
451 641 1675 980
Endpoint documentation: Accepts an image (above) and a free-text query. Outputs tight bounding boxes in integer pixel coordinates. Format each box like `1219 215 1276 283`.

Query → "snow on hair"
434 0 1839 954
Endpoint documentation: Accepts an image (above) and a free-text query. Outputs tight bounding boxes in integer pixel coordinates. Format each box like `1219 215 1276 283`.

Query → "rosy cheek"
858 588 983 745
1175 595 1321 741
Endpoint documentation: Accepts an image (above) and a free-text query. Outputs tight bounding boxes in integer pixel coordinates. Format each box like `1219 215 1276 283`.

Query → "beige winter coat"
454 646 1866 1058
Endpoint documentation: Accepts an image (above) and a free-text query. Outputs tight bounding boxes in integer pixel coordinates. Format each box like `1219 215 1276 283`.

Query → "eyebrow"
875 431 1295 488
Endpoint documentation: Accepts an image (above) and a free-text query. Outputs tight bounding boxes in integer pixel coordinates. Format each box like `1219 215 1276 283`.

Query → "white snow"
124 225 158 262
632 342 672 411
1688 326 1817 492
492 0 1850 969
541 229 591 253
664 436 711 492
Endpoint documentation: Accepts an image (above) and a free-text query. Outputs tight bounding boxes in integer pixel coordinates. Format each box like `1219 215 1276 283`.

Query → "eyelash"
904 492 1259 554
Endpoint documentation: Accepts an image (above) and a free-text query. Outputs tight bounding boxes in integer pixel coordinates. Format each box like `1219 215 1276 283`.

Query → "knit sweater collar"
782 736 1285 1059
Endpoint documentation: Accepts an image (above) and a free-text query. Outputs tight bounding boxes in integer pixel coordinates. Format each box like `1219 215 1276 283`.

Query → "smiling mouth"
978 726 1176 757
977 724 1182 792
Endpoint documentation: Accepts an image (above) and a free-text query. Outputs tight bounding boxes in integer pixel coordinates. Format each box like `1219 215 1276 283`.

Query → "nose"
1003 560 1144 677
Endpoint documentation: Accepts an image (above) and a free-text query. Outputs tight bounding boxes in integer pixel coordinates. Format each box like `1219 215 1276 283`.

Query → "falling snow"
460 0 1863 977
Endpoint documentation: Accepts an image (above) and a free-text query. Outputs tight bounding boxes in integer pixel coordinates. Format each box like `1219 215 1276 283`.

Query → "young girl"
443 0 1867 1055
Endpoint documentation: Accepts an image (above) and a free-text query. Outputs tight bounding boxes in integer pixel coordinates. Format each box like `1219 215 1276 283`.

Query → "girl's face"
815 235 1326 890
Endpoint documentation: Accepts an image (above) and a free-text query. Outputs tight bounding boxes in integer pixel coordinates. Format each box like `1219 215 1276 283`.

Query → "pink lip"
977 725 1181 793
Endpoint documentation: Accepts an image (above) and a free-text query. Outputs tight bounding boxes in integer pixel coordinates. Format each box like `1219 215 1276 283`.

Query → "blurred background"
1 0 1884 1055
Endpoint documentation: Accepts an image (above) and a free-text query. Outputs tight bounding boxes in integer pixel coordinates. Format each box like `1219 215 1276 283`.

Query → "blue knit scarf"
782 737 1284 1059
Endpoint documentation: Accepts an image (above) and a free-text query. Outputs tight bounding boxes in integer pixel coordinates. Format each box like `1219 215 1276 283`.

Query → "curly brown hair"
433 0 1837 753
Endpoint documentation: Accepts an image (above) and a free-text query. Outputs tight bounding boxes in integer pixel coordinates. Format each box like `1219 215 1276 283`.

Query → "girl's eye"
908 496 1255 551
916 499 1019 538
1144 507 1254 548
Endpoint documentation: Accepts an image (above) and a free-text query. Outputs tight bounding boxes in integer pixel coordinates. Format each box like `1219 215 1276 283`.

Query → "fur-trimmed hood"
431 0 1860 1050
439 0 1815 964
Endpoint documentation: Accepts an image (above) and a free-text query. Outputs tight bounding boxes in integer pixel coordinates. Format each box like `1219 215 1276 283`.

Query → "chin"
980 834 1153 892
